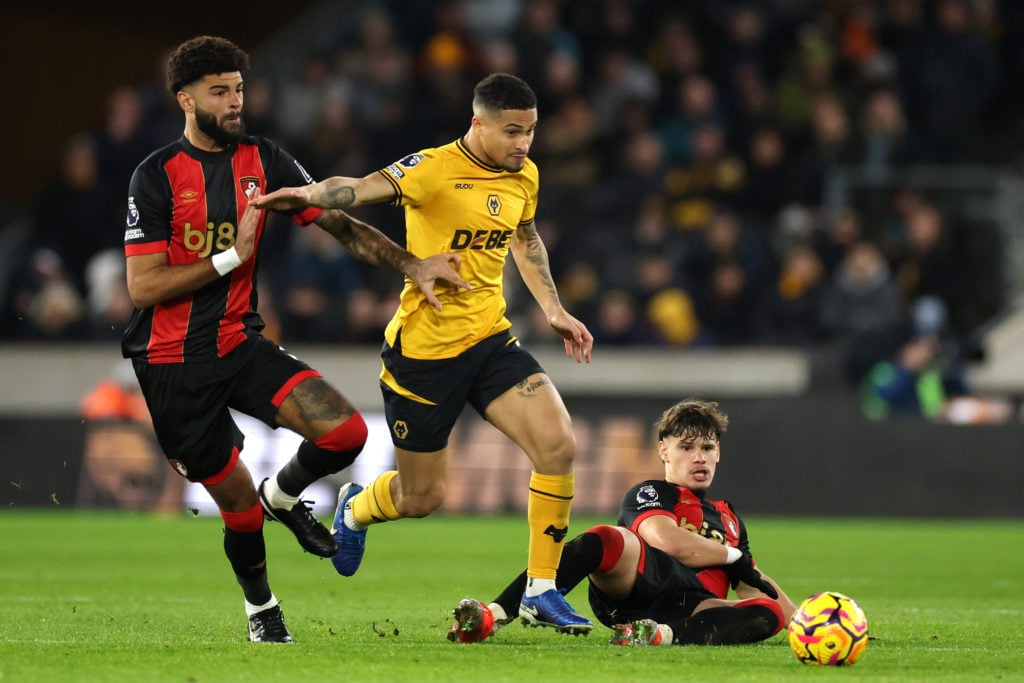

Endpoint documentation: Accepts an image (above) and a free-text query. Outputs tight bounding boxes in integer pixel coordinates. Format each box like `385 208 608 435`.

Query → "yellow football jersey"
377 138 539 359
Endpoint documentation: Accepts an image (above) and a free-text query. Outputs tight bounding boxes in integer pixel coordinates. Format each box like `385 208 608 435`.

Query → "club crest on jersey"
126 196 139 227
240 176 260 194
169 459 189 478
398 153 424 168
487 194 501 216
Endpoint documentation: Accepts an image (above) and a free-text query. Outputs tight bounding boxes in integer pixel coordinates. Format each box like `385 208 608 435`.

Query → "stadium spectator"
237 77 282 140
645 287 710 348
5 247 85 339
585 129 666 234
657 73 729 166
299 88 367 180
819 240 904 385
447 398 795 646
588 47 659 136
814 206 864 275
684 209 771 346
83 248 134 340
861 294 1012 423
515 0 580 108
590 288 659 346
794 91 858 206
774 21 841 139
646 15 704 99
121 35 468 644
860 330 966 421
531 93 601 190
898 0 998 163
855 86 919 175
276 222 365 342
31 134 123 297
889 202 961 322
254 72 596 634
345 5 417 163
738 124 797 228
663 122 746 234
757 243 828 346
92 86 154 207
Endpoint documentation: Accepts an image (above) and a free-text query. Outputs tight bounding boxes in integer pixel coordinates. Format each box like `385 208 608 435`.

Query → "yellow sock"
351 470 401 526
527 472 574 579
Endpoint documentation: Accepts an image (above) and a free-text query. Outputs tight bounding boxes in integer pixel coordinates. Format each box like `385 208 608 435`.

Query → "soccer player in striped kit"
122 35 469 643
448 399 796 646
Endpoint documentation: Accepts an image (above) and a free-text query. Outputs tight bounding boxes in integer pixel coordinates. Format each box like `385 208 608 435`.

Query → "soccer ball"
788 591 869 666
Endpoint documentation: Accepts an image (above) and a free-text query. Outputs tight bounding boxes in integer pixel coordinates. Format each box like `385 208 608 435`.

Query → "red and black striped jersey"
121 135 321 363
618 479 751 597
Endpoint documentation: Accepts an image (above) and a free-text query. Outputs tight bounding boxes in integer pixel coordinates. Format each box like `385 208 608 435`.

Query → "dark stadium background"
2 0 1023 518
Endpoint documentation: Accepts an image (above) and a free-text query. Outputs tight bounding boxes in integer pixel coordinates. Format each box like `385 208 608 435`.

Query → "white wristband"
211 247 242 276
725 546 743 564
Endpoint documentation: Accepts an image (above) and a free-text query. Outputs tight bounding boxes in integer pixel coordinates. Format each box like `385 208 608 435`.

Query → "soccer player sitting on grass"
448 399 797 646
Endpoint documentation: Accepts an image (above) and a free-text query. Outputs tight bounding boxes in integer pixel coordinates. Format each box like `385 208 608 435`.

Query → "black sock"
276 440 361 496
275 452 318 497
668 604 780 645
224 527 271 606
491 532 603 617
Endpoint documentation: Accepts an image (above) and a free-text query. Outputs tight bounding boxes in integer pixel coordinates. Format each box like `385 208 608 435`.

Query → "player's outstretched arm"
254 172 396 211
510 220 593 363
314 210 471 310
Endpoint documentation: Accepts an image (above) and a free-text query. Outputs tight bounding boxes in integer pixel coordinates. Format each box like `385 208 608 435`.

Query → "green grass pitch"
1 511 1021 682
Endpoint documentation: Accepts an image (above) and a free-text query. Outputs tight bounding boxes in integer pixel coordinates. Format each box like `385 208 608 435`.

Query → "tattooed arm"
255 173 470 309
313 209 471 310
252 171 395 211
510 219 593 363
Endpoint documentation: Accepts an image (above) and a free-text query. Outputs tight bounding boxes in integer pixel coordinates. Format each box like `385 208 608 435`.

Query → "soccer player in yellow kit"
254 73 594 633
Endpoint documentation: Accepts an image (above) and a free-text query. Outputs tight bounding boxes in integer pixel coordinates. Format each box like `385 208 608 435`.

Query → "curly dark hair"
655 399 729 442
166 35 250 95
472 73 537 114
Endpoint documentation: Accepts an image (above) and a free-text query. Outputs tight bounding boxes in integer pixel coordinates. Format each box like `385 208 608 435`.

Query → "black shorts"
132 335 319 482
587 538 718 628
379 329 544 452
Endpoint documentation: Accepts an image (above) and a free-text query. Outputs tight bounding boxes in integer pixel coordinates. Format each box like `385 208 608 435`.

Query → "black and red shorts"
132 335 319 482
587 537 718 628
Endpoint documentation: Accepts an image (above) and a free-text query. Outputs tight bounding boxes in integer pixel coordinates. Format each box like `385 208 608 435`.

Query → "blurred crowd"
4 0 1023 397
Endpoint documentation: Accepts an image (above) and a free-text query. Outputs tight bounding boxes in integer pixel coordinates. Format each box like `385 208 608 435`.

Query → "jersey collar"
456 137 505 173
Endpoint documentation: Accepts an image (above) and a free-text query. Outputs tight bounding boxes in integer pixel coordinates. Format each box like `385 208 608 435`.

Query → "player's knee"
532 429 576 473
315 412 368 453
584 524 627 572
299 413 368 475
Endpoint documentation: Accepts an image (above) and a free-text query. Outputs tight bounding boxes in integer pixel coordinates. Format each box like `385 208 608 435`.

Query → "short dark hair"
167 35 250 95
655 399 729 442
472 73 537 114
